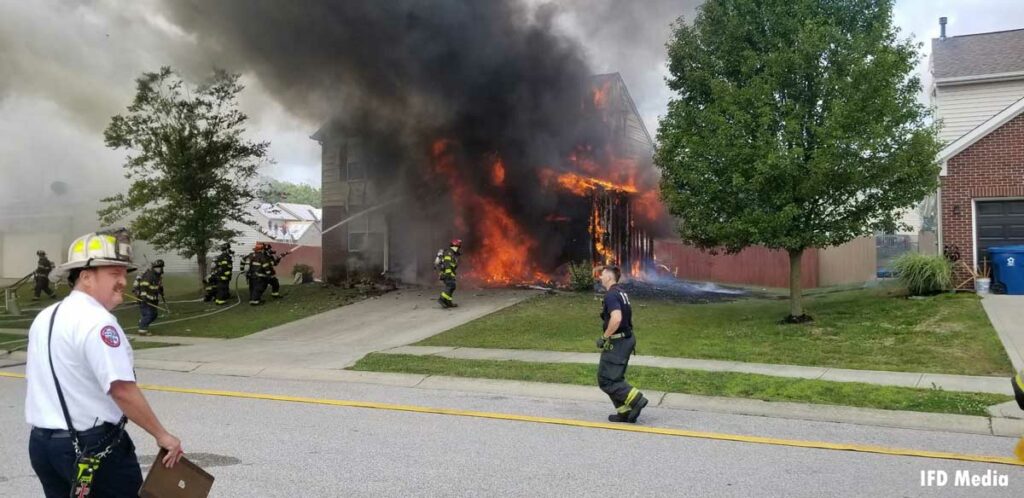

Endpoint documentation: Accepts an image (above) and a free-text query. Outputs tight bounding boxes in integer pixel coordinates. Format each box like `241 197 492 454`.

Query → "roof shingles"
932 28 1024 80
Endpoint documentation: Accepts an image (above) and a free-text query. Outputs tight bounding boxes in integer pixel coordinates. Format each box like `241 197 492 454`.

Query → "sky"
1 0 1022 200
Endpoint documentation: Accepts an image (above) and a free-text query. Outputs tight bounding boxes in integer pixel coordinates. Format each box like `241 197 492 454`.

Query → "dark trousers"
440 277 456 305
598 334 641 412
268 276 281 296
34 276 55 298
29 427 143 498
203 280 216 302
216 277 231 303
138 302 158 330
250 276 268 303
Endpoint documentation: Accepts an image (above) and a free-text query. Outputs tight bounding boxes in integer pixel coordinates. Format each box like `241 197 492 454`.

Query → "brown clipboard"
139 449 215 498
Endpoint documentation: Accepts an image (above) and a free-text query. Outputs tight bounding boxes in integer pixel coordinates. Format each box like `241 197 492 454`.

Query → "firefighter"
436 238 461 308
213 242 234 305
239 248 256 291
32 250 56 300
248 243 272 305
202 268 217 303
595 265 648 423
133 259 164 336
261 244 288 299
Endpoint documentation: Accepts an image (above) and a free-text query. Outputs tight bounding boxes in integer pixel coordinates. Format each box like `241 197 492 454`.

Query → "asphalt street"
1 366 1022 497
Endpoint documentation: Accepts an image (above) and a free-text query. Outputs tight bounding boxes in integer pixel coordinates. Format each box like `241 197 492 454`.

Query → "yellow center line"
1 370 1022 467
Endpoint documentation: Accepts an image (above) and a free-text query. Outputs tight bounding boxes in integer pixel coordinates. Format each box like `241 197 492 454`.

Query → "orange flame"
431 139 546 284
592 200 613 265
490 154 506 187
540 169 637 196
592 81 611 109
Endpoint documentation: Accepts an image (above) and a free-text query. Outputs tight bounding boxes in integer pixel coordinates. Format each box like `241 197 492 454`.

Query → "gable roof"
938 95 1024 175
590 72 654 147
276 202 322 222
932 28 1024 82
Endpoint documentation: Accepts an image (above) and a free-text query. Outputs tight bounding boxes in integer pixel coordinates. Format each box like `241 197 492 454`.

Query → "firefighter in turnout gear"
248 243 273 305
239 250 256 291
32 250 56 300
133 259 164 336
262 244 288 298
202 269 217 303
212 242 234 304
595 265 648 423
436 238 462 308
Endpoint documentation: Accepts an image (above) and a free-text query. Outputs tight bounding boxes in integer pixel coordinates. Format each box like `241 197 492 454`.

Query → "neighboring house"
932 20 1024 286
134 201 323 277
313 72 654 283
254 202 322 247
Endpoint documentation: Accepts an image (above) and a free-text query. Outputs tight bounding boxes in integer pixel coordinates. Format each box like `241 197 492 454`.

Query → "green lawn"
0 333 28 347
0 332 174 352
352 353 1011 417
1 274 369 339
417 286 1014 376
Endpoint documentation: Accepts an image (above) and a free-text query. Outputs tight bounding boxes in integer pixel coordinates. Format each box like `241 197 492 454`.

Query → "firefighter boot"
627 393 649 423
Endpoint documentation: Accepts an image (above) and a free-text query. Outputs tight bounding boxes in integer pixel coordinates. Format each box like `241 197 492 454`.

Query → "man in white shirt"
25 230 184 497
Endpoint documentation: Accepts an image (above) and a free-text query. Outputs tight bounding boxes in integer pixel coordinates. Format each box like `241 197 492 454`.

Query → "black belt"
33 422 116 439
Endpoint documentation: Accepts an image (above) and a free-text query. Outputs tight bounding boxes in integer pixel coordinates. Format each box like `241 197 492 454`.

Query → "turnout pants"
29 426 142 498
250 276 268 304
34 276 55 298
268 276 281 297
138 302 158 331
215 277 231 304
440 277 456 306
598 334 641 414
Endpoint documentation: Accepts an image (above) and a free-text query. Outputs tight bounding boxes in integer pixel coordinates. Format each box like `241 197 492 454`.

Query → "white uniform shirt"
25 290 136 430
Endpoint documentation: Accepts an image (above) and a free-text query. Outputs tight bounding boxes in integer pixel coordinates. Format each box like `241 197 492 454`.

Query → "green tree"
656 0 941 320
101 67 269 283
261 178 321 207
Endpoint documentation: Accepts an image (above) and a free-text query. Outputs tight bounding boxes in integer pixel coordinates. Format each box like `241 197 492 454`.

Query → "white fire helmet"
57 228 137 275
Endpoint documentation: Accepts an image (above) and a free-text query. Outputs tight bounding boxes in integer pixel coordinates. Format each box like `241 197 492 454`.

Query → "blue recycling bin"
988 246 1024 294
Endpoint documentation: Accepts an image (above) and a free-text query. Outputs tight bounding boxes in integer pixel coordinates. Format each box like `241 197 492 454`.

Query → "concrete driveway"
134 288 537 373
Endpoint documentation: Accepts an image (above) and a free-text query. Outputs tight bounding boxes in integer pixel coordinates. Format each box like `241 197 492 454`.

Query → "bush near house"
893 253 952 296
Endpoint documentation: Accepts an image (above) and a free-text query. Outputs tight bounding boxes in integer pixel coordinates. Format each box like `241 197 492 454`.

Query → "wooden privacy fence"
654 237 876 289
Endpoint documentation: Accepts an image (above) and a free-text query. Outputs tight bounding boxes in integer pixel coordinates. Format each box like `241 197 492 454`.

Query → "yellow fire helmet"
57 228 137 274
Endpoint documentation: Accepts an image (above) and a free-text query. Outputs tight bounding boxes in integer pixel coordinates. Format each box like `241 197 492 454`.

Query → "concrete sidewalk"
983 294 1024 372
379 345 1016 396
2 356 1021 438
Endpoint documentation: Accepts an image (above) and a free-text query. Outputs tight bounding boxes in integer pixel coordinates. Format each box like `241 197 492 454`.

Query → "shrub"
325 264 347 286
568 261 596 292
893 253 951 296
292 263 315 283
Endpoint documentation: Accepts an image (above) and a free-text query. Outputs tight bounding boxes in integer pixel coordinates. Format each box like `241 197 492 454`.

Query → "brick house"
933 21 1024 287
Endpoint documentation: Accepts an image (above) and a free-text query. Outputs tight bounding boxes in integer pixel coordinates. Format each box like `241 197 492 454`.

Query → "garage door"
976 200 1024 261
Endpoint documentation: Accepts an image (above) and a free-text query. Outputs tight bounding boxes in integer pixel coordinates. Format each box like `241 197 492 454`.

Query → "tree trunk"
788 249 804 318
197 251 208 290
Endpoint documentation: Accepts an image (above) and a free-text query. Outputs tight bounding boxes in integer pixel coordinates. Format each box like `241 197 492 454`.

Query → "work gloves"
596 336 612 351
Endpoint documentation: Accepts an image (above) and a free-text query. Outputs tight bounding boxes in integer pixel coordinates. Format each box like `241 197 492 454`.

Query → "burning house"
313 72 663 285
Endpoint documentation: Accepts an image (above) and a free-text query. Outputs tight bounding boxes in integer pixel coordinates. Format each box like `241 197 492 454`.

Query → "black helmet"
152 259 165 268
219 242 232 251
36 250 46 256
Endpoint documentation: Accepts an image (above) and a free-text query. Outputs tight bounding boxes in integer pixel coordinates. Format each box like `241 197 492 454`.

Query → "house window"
348 215 370 253
346 161 367 181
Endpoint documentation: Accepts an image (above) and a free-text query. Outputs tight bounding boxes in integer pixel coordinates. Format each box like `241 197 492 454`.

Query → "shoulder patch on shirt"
100 326 121 348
